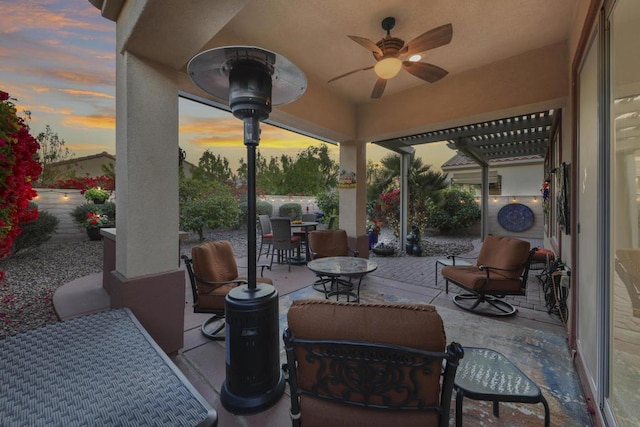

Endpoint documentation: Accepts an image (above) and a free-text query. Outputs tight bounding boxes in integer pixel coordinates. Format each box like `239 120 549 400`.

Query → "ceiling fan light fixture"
374 57 402 79
408 54 422 62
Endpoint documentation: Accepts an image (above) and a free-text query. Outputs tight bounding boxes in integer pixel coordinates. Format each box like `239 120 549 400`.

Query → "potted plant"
372 242 396 257
366 219 383 249
85 212 110 240
83 187 110 204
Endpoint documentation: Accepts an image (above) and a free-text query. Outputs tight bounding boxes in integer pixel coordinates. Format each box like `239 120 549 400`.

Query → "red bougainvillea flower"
0 90 41 265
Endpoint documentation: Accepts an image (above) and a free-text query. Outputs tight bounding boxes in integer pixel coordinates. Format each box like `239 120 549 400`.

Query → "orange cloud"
58 88 114 99
1 2 102 34
50 70 109 85
62 114 115 129
180 116 323 150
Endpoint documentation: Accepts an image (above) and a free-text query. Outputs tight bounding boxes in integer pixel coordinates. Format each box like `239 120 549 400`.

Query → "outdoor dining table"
307 256 378 302
290 221 318 263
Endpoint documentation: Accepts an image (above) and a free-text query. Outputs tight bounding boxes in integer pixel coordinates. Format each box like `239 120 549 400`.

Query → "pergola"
376 110 556 243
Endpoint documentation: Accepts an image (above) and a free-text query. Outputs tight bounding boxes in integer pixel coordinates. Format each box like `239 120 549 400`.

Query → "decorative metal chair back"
284 299 463 427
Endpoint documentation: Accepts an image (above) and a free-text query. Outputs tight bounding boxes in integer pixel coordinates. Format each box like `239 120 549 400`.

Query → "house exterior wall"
500 164 544 195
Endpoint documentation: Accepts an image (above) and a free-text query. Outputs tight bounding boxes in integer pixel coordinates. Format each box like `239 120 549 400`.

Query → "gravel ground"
0 227 475 339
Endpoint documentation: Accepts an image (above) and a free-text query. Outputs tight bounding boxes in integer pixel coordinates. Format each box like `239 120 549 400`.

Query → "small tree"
316 189 338 219
35 125 75 187
179 180 239 240
426 187 481 234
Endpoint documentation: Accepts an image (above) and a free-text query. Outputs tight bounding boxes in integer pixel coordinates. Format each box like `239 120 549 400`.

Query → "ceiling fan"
328 17 453 99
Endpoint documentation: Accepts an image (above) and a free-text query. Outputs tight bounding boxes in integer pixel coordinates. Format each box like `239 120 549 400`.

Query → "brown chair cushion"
475 235 531 280
287 299 446 427
307 229 350 258
441 265 525 294
192 240 238 282
191 240 272 310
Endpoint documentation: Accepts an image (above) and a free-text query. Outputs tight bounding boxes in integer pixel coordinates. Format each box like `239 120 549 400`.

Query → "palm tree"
368 153 448 231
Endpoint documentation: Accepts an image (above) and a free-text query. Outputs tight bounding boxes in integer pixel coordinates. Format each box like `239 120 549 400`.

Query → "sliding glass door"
608 0 640 425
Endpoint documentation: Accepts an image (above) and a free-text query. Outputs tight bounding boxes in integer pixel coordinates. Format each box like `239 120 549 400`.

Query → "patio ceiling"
92 0 578 144
375 110 556 166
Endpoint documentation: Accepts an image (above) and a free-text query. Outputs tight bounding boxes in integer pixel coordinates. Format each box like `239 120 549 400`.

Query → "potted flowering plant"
366 219 383 249
85 212 110 240
83 187 110 204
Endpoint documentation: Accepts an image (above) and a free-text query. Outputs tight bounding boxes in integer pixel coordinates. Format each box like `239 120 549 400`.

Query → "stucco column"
339 141 368 256
110 51 184 353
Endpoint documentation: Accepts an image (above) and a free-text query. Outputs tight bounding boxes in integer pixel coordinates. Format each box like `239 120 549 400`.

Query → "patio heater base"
220 284 285 414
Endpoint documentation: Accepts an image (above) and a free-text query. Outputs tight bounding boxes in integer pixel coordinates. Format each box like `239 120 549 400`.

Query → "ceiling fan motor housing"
373 37 404 60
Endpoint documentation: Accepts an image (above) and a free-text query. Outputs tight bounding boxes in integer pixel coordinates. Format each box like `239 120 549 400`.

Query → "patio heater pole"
188 46 306 414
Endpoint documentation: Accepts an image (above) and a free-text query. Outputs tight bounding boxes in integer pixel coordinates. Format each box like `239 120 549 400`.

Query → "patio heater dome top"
187 46 307 109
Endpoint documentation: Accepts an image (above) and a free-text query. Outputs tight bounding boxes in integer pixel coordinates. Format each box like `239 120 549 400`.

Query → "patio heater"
188 46 306 414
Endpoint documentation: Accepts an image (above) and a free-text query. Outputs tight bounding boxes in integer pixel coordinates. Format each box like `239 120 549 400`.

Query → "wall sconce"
493 197 498 202
63 193 68 200
512 197 517 202
533 196 537 202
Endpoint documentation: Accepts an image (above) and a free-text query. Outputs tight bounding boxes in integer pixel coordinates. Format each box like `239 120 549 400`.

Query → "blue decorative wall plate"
498 203 534 232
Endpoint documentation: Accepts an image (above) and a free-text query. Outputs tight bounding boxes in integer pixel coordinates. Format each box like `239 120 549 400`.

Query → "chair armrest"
194 276 248 288
239 263 271 277
447 254 476 264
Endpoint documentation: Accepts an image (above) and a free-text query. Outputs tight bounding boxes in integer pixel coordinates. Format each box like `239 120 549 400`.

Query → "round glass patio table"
306 256 378 303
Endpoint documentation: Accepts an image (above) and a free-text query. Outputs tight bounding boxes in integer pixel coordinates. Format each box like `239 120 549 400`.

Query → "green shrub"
426 187 481 233
70 202 116 229
238 200 273 226
180 193 240 241
257 200 273 217
12 203 59 255
279 202 302 219
315 190 338 220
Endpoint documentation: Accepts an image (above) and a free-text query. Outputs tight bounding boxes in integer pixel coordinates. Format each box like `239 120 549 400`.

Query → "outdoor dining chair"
270 217 302 272
258 214 273 261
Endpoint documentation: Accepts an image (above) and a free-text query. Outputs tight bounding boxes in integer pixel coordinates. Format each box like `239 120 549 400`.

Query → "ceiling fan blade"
371 78 387 99
401 23 453 56
348 35 383 55
402 61 449 83
328 65 374 83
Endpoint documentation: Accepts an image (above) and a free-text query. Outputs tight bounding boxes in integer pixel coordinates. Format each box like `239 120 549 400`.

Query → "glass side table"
454 347 550 427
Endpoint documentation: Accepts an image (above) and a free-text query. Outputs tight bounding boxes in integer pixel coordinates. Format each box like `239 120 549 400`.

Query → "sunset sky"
0 0 453 172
